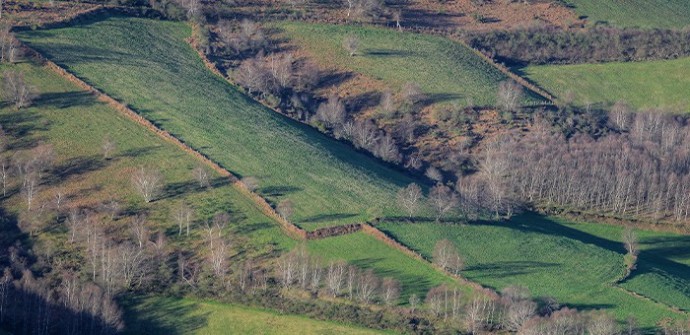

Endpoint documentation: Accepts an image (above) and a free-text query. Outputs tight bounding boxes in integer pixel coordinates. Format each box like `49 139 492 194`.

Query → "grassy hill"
277 22 543 108
565 0 690 28
17 15 423 231
123 297 391 335
378 215 689 327
0 61 294 255
520 57 690 111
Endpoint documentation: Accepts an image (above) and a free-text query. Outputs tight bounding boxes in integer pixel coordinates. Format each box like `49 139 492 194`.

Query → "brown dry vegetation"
1 0 100 28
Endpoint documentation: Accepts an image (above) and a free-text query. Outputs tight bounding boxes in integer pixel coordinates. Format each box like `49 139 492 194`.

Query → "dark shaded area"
119 296 209 335
365 49 417 58
344 91 382 115
32 91 99 109
49 155 107 183
259 185 301 197
300 213 357 224
466 261 559 279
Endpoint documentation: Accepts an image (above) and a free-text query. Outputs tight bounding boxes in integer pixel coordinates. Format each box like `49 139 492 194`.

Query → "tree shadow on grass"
120 296 210 335
32 91 99 109
465 261 559 279
349 257 435 300
259 185 301 197
0 110 48 149
49 155 107 183
300 213 357 224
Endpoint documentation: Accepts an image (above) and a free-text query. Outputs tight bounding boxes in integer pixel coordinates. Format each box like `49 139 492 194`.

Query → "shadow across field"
120 296 210 335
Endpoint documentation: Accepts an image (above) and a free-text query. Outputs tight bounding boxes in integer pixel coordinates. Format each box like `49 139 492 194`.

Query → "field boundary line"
360 223 487 291
611 284 689 317
19 42 309 241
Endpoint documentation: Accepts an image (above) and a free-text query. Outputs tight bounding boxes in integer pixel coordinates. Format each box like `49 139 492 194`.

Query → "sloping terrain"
565 0 690 28
521 57 690 110
278 21 543 109
17 15 424 231
379 215 689 327
123 297 391 335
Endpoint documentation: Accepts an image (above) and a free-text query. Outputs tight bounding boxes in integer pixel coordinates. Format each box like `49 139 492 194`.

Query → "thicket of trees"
468 109 690 222
464 25 690 65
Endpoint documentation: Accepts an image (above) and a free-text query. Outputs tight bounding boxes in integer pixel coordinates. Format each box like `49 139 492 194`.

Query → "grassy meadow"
565 0 690 28
378 215 690 328
0 61 294 255
521 57 690 111
278 21 543 108
307 232 462 304
122 297 391 335
17 16 424 231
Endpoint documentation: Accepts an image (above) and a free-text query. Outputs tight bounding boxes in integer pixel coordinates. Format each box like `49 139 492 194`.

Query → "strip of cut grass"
378 214 688 327
521 57 690 111
278 21 542 108
18 16 423 231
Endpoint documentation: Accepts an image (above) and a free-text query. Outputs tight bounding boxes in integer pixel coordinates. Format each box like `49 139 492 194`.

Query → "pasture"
277 21 543 108
306 232 462 304
122 297 390 335
521 57 690 111
0 61 294 255
565 0 690 28
17 16 422 231
378 214 689 328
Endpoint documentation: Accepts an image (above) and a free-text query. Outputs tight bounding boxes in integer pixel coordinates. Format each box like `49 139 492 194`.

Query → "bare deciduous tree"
433 239 464 274
381 277 401 306
130 215 149 249
315 93 346 127
397 183 422 219
2 70 37 109
429 184 458 222
587 312 621 335
497 80 523 112
610 100 633 131
401 82 425 106
131 166 163 203
343 35 360 57
192 165 211 188
622 226 639 277
173 203 194 236
326 260 346 297
102 135 116 160
277 199 294 220
356 269 379 304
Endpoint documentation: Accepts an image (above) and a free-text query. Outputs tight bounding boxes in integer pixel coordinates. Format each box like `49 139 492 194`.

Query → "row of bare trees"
276 246 402 306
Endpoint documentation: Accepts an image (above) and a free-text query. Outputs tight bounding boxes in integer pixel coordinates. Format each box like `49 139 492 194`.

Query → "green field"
0 61 293 254
278 22 542 108
521 57 690 110
307 232 461 303
17 16 423 231
565 0 690 28
123 297 390 335
378 215 689 327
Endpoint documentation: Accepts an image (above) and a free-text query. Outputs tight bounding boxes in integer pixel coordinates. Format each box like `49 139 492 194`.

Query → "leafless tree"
425 166 443 183
192 165 211 188
102 135 116 160
397 183 422 219
409 293 420 313
131 166 164 203
400 82 425 106
277 249 298 288
501 290 537 331
326 260 346 297
610 100 633 131
374 133 401 163
277 199 294 220
65 208 83 243
2 70 37 109
393 9 403 31
465 294 497 334
356 269 379 304
587 312 621 335
130 215 149 249
381 277 400 306
173 203 194 236
346 265 357 299
433 239 464 274
241 176 259 192
622 226 639 276
54 189 65 211
343 35 360 57
497 80 523 112
0 159 8 197
20 172 37 211
429 184 458 222
379 89 395 115
315 93 347 127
